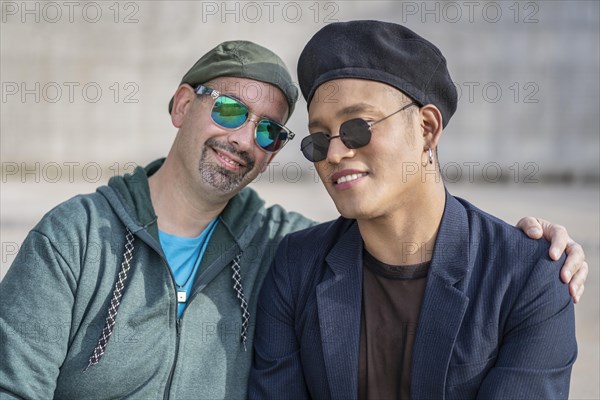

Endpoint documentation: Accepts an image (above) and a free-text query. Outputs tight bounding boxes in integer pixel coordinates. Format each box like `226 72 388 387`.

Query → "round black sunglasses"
301 102 417 162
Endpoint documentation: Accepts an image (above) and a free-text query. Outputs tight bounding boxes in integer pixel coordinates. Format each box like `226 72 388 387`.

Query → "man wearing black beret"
249 20 578 399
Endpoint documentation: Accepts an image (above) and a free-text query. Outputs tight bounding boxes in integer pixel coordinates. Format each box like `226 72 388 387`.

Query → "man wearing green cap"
0 40 311 399
0 39 587 399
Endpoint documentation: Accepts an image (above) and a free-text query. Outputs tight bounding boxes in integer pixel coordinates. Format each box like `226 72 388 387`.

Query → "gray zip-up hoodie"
0 159 314 399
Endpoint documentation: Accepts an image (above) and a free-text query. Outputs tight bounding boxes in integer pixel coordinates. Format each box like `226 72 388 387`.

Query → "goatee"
199 138 255 193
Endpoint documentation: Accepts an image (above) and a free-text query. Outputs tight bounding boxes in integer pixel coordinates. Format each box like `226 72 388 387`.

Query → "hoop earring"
422 148 433 167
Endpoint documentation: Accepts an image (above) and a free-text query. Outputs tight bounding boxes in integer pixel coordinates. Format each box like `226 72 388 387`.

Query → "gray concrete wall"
1 1 599 182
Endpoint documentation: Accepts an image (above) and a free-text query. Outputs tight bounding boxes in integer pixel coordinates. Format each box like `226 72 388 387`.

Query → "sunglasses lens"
301 133 331 162
212 96 248 128
340 119 371 148
256 120 289 152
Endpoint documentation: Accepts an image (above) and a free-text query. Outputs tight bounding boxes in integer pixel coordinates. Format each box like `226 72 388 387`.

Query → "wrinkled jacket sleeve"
476 255 577 399
248 235 310 399
0 230 76 399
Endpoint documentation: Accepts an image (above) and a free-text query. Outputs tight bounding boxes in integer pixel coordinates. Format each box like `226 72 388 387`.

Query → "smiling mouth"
335 172 368 185
213 148 246 170
203 137 255 174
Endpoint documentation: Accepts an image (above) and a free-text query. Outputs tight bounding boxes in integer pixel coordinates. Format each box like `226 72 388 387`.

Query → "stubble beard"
199 137 256 193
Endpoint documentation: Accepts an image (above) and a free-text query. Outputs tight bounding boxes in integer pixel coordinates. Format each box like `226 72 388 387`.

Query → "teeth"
336 173 366 184
224 157 239 166
217 151 241 167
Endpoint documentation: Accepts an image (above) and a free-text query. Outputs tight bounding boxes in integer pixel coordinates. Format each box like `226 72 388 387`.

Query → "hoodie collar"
100 158 267 249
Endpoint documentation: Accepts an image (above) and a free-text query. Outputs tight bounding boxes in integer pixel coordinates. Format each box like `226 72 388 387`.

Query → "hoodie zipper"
161 254 234 399
135 224 236 399
163 318 181 400
162 256 182 400
162 257 223 400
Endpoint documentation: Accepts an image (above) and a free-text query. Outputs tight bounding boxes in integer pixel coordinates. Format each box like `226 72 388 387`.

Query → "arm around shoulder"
477 252 577 399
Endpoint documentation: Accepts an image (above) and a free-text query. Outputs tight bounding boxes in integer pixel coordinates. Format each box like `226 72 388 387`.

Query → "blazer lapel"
316 222 363 400
411 193 472 400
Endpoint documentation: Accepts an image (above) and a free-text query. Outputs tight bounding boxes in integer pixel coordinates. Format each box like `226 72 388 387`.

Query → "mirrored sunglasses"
195 85 294 153
300 103 416 162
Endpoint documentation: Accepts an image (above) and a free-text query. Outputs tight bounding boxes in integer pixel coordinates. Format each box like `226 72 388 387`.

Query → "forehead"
208 76 289 121
308 79 403 119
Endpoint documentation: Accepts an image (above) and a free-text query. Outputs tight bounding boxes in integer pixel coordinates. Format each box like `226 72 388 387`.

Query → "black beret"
298 20 458 128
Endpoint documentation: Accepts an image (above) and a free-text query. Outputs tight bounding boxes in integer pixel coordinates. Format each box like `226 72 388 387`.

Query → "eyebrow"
308 103 379 130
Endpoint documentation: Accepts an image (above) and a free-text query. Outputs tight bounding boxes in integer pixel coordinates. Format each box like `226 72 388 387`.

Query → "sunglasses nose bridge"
246 113 261 127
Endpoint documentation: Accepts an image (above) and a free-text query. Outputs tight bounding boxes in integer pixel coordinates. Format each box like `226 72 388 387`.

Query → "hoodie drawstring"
85 235 249 370
84 229 135 371
231 253 249 351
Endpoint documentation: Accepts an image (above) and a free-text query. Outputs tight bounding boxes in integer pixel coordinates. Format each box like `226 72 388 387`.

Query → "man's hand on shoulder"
517 217 588 303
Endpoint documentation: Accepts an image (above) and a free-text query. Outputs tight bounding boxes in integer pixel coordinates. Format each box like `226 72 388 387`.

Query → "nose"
227 117 257 151
325 135 355 165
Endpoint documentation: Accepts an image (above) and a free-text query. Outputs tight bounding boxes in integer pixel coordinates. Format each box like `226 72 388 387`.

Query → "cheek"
259 153 278 172
376 137 416 160
315 162 334 182
252 149 271 170
364 143 411 182
181 128 206 153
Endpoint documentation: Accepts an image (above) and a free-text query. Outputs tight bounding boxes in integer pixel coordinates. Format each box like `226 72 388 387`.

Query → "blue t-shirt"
159 218 218 318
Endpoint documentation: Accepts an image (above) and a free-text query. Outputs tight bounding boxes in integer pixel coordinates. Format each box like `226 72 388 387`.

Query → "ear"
419 104 443 149
170 84 196 128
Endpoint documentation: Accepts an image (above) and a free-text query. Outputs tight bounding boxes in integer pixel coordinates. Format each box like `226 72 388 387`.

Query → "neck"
148 157 227 238
357 183 446 266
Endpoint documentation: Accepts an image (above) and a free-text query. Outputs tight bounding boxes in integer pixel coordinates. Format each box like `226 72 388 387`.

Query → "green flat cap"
168 40 298 118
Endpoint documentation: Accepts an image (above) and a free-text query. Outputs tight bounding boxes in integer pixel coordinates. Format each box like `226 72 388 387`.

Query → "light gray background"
1 1 599 397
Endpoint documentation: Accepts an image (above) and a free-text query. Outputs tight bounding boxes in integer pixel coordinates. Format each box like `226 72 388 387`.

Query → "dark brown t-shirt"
358 251 430 400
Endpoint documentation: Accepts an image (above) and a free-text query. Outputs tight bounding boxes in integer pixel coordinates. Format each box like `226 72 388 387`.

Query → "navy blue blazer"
248 193 577 399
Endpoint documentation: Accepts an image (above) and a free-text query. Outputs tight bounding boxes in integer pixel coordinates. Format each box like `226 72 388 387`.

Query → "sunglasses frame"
195 85 295 154
301 102 417 162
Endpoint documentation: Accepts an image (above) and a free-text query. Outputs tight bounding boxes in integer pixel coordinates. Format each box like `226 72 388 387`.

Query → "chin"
333 202 372 220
